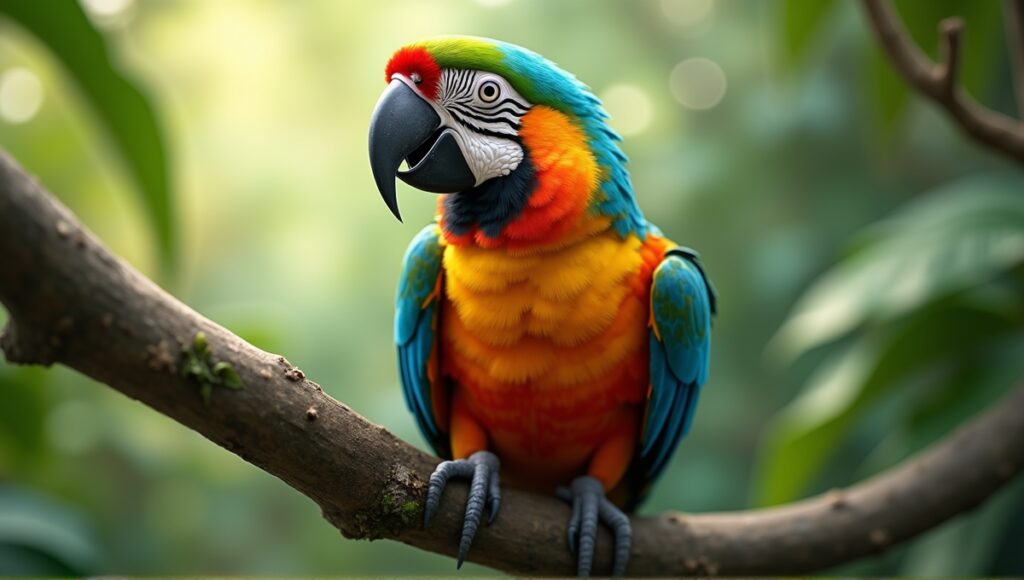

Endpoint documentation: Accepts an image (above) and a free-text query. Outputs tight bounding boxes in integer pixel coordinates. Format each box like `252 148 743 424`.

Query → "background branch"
1 149 1022 575
861 0 1024 163
1004 0 1024 115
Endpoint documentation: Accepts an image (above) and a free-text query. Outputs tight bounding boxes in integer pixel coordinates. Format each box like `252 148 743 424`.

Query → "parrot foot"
556 476 632 578
423 450 501 569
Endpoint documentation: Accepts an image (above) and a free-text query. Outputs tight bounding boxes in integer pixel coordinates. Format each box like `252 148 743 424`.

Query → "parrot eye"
478 80 500 103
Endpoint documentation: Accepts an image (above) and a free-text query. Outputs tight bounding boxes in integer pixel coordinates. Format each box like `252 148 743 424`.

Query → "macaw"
368 37 715 577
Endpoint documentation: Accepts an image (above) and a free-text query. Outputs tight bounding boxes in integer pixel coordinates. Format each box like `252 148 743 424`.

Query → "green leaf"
180 332 243 402
770 173 1024 362
754 303 1017 506
192 331 209 357
0 485 100 575
781 0 837 69
212 362 242 389
0 1 174 276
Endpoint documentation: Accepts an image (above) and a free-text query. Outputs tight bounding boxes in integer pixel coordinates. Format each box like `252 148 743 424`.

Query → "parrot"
367 37 715 577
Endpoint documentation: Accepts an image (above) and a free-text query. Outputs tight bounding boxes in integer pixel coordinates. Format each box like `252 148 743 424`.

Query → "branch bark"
861 0 1024 164
1 149 1022 576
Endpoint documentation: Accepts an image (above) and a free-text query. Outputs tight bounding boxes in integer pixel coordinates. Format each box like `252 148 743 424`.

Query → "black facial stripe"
468 125 520 139
440 70 470 104
447 109 519 138
453 120 519 140
448 103 521 129
449 107 519 131
476 105 529 118
453 70 473 97
440 71 528 109
477 97 528 112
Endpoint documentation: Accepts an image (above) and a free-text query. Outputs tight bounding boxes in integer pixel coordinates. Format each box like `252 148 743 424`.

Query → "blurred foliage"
0 0 174 276
0 0 1021 576
762 1 1024 574
0 485 101 576
782 0 1007 129
771 176 1024 360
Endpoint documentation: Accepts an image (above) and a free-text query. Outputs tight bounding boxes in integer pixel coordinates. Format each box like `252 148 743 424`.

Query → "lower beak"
368 79 476 221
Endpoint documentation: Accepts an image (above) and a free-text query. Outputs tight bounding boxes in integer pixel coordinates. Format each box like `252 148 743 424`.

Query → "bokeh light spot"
81 0 132 17
669 57 727 110
660 0 714 28
600 84 653 137
80 0 135 27
0 68 43 124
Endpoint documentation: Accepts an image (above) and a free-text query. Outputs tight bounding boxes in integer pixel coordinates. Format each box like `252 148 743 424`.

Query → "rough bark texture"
1 150 1023 575
861 0 1024 164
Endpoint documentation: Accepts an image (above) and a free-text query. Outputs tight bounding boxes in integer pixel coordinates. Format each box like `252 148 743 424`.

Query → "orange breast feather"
440 232 671 490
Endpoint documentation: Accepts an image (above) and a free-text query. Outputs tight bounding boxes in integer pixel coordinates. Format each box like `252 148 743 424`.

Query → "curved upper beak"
368 79 476 221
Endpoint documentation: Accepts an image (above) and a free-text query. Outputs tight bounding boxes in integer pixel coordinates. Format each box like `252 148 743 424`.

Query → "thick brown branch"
861 0 1024 164
0 149 1022 576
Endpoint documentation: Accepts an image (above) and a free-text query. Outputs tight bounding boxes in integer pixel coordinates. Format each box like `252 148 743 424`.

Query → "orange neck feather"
439 106 602 252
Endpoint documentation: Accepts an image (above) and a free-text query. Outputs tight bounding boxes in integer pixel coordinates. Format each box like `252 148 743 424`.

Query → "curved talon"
423 450 501 569
557 486 581 555
487 471 502 525
558 476 633 578
599 497 632 577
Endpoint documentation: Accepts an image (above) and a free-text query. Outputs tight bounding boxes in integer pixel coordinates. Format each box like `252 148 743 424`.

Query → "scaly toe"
423 451 501 570
557 475 633 578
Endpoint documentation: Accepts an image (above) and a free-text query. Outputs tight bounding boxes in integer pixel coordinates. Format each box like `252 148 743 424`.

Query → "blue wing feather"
637 247 714 487
395 224 450 458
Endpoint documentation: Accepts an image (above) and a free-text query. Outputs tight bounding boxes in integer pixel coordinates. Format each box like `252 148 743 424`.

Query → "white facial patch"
434 69 533 186
449 126 524 185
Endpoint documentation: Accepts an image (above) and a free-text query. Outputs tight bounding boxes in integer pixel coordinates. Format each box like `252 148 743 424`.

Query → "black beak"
368 79 476 221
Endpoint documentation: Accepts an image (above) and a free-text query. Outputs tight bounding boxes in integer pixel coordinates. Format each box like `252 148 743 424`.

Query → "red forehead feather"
385 46 441 100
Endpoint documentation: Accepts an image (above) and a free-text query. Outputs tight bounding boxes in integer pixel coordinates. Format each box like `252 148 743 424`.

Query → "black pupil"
482 84 496 98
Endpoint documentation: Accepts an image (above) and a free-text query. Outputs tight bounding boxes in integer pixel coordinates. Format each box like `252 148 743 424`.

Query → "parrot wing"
638 247 716 488
395 224 450 458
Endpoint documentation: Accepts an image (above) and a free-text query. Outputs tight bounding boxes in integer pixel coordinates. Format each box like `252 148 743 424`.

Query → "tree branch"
1 148 1022 575
1004 0 1024 115
861 0 1024 164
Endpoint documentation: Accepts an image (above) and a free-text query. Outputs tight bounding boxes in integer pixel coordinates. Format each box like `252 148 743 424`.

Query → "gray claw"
557 486 581 556
487 471 502 525
558 476 632 578
423 450 501 569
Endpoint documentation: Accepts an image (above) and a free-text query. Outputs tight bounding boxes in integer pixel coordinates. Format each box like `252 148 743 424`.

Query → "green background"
0 0 1021 575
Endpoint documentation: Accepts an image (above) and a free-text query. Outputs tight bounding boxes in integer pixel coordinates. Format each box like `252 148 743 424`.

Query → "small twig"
1003 0 1024 115
936 18 963 95
861 0 1024 164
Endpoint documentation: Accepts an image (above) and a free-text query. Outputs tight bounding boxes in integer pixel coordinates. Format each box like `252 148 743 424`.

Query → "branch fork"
861 0 1024 163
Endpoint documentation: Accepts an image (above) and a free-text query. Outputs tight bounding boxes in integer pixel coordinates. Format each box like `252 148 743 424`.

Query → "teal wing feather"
636 247 715 493
395 224 450 458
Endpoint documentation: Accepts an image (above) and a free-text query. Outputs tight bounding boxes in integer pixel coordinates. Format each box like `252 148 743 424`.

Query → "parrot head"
369 37 645 247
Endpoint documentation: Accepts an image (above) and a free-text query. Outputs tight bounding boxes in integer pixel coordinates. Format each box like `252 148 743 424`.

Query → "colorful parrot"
368 37 715 577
